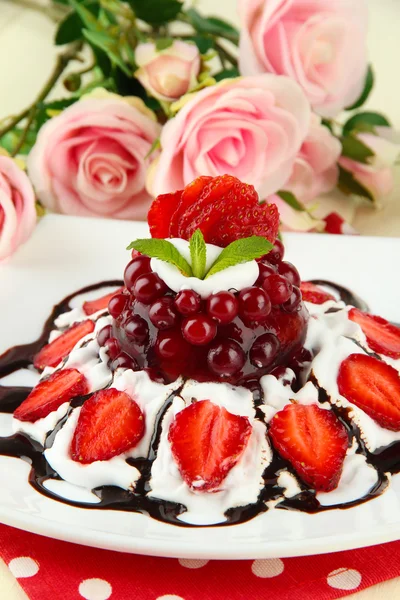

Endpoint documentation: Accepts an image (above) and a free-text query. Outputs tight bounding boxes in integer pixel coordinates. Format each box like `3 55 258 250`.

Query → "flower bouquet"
0 0 398 260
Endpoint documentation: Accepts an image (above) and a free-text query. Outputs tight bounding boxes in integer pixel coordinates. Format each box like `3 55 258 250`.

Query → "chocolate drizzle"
0 279 399 527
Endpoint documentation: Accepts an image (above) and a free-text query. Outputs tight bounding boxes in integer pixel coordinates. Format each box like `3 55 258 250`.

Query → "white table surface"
0 1 400 598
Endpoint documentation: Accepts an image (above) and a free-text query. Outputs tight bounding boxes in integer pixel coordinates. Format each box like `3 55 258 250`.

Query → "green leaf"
214 67 239 82
340 134 374 164
337 165 374 202
205 236 273 279
144 137 161 160
187 35 214 54
128 0 183 25
345 65 374 111
55 2 99 44
186 9 239 44
342 111 391 137
126 239 193 277
321 118 334 133
277 191 306 212
189 229 207 279
68 0 102 32
155 38 174 52
83 30 131 76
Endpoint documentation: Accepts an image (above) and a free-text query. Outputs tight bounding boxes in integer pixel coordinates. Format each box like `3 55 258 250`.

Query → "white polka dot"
79 578 112 600
156 596 185 600
178 558 209 569
327 568 362 591
251 558 284 578
8 557 39 578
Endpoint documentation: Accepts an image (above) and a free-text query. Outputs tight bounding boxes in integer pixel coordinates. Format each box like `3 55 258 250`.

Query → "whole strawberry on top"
103 175 309 385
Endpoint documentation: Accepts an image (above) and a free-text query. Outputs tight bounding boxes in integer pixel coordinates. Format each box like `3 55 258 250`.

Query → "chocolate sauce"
0 279 399 528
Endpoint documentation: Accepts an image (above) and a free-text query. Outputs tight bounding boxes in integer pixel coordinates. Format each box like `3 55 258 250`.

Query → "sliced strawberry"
338 353 400 431
300 282 335 304
14 369 89 422
209 200 279 247
70 389 145 463
168 399 252 491
34 320 95 370
269 403 348 492
148 190 183 238
170 175 213 237
349 308 400 359
83 287 124 316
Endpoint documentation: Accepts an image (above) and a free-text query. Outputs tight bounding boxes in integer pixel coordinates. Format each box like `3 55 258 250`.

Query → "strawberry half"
168 399 252 491
338 353 400 431
70 388 145 463
14 369 89 422
83 287 123 316
349 308 400 359
148 190 183 238
170 176 213 237
34 320 95 370
269 403 348 492
300 282 335 305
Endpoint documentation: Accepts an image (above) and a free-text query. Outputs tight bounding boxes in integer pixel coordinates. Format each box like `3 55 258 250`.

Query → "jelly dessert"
1 175 400 526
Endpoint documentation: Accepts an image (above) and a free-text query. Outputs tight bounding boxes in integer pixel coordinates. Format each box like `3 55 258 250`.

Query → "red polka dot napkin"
1 523 400 600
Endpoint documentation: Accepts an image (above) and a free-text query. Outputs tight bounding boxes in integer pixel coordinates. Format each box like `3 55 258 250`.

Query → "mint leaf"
205 236 272 279
189 229 207 279
127 239 193 276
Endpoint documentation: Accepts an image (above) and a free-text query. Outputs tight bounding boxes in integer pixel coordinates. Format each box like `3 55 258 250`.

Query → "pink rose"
27 89 161 220
339 130 399 202
0 153 36 261
135 41 200 102
285 114 341 203
150 75 311 198
239 0 368 117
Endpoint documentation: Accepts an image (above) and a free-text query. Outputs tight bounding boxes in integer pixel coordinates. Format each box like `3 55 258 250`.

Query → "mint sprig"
127 231 273 279
189 229 207 279
205 236 272 279
126 238 193 277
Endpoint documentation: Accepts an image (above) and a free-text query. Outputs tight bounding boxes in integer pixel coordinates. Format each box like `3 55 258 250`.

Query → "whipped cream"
151 238 259 299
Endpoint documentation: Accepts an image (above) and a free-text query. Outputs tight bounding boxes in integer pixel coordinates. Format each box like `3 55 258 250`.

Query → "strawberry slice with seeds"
269 403 348 491
14 369 89 422
70 388 145 463
170 176 213 237
338 353 400 430
34 320 95 370
168 399 252 491
148 190 183 238
300 282 335 304
83 287 124 316
349 308 400 359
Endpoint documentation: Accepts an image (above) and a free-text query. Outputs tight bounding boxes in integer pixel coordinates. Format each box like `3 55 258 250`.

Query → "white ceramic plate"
1 214 400 559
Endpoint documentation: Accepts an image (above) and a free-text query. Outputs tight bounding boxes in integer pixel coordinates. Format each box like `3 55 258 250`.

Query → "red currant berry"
133 273 167 305
149 297 178 330
207 340 246 376
131 249 142 259
268 239 285 265
206 291 239 325
238 287 271 321
283 286 302 312
174 289 201 315
124 315 149 343
124 256 151 290
108 293 128 319
249 333 280 368
105 337 120 360
256 262 276 285
143 367 167 384
278 261 301 287
112 352 139 371
155 329 190 360
263 274 293 304
182 314 217 346
97 324 112 347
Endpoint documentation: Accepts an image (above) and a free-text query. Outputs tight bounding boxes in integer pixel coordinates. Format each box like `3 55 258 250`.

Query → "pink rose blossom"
149 75 311 198
27 89 161 220
339 131 400 202
135 41 200 102
238 0 368 118
0 153 36 262
285 114 341 203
